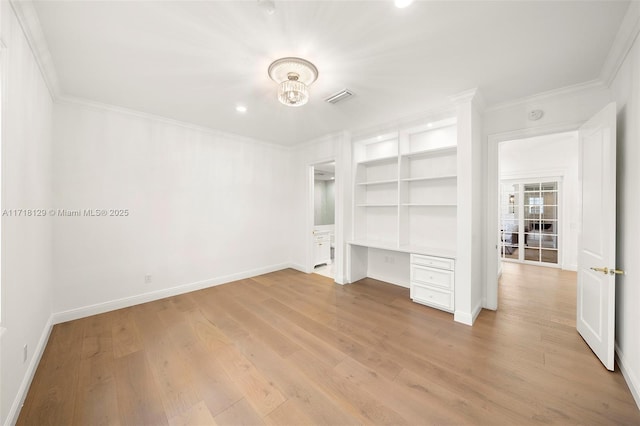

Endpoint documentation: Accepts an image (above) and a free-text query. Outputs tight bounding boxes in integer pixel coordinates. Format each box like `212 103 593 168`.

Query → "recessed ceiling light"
395 0 414 8
236 105 247 113
427 123 433 128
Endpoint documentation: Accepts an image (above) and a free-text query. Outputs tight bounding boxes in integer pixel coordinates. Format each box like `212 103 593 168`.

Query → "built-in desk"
347 240 456 313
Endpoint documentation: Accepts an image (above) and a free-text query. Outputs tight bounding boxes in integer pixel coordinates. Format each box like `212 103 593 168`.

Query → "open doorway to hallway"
498 131 579 272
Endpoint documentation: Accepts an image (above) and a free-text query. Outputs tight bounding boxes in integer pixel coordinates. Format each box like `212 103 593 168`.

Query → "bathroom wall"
314 179 335 226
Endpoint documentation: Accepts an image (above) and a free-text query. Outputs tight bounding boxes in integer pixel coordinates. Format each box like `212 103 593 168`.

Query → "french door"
500 180 560 266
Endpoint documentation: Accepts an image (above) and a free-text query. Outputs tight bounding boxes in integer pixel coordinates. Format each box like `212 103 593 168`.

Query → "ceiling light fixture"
235 105 247 113
394 0 414 8
268 57 318 107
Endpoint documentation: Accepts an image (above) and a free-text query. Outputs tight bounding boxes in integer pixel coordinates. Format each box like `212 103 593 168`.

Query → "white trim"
601 1 640 87
616 343 640 410
454 301 482 326
5 315 54 426
485 121 583 311
450 87 484 109
485 80 606 113
56 96 288 151
287 262 307 274
51 262 291 324
8 0 60 99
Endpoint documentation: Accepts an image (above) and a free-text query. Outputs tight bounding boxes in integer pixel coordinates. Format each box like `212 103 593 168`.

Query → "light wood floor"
18 263 640 425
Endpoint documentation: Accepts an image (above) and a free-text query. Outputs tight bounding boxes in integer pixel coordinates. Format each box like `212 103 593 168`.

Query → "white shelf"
356 155 398 166
356 179 398 186
401 175 457 182
401 203 457 207
356 203 398 207
402 146 457 158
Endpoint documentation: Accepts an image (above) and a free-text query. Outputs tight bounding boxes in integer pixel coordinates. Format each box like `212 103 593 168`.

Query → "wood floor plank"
213 398 265 426
168 401 218 426
111 308 144 359
113 351 169 426
17 263 640 425
288 349 409 425
232 334 361 425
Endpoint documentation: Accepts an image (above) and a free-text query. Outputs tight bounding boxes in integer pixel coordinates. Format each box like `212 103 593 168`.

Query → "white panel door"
577 102 618 371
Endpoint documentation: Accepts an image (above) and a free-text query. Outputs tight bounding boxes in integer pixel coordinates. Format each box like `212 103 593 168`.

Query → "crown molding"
601 0 640 87
484 79 606 113
56 95 290 151
449 87 485 110
9 0 61 99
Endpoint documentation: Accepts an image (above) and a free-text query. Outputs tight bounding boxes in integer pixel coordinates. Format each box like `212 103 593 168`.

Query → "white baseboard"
616 343 640 410
287 262 308 274
6 315 54 426
562 263 578 272
52 262 291 324
454 301 483 326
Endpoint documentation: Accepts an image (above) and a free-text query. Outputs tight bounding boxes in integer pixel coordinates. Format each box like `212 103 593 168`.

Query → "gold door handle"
590 267 625 275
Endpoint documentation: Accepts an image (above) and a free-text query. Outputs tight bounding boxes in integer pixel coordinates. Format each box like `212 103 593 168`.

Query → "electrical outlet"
23 344 27 363
145 274 152 284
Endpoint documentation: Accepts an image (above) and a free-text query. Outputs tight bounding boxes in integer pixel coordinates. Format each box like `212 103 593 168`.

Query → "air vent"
324 89 354 104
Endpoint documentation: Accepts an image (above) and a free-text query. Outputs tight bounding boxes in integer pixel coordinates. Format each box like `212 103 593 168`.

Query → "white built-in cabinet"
313 231 331 267
349 117 458 313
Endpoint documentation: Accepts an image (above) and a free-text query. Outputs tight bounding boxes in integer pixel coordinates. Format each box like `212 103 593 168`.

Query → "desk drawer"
410 284 453 311
410 264 454 290
411 254 454 270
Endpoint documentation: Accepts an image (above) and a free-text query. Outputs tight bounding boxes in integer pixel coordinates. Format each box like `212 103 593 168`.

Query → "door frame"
307 158 339 279
485 121 584 310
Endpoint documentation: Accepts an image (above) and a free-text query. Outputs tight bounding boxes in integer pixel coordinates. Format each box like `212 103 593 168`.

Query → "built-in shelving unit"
349 117 459 314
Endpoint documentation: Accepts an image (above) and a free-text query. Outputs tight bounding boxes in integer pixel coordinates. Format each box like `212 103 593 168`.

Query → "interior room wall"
314 179 335 226
499 132 579 270
0 3 55 424
609 12 640 407
51 101 292 318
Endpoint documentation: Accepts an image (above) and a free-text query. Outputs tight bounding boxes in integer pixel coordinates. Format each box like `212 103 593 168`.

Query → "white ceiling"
31 1 629 145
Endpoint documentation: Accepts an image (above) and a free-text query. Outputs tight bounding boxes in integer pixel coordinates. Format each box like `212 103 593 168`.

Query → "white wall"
454 92 484 325
609 10 640 407
499 131 579 270
0 2 54 424
52 101 292 317
314 179 335 226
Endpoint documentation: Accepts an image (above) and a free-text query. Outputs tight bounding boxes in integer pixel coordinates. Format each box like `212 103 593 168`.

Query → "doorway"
497 131 579 273
311 161 336 279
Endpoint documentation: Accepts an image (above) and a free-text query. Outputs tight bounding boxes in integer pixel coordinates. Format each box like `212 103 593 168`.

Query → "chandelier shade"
268 57 318 107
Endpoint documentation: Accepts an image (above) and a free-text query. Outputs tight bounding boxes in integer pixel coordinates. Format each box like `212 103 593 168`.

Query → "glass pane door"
501 180 560 266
